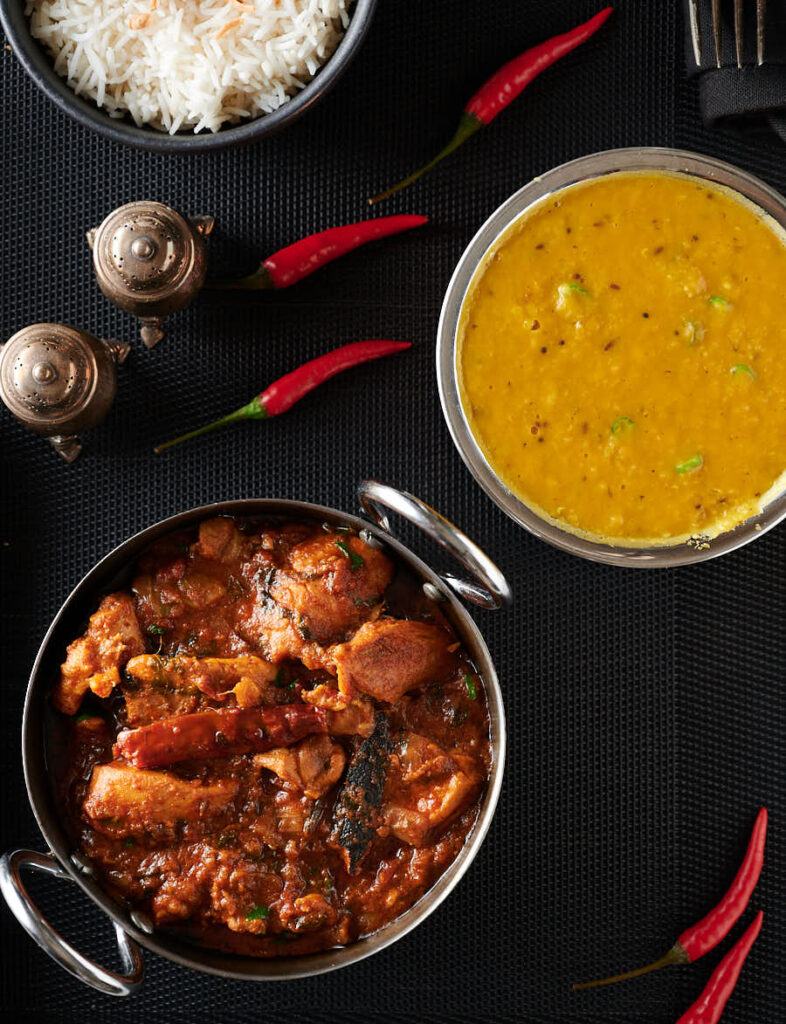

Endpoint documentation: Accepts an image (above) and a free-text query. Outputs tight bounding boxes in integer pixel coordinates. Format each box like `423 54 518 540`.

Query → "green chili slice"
464 674 478 701
246 905 270 921
147 624 165 635
336 539 364 571
611 416 635 436
730 364 756 379
675 454 704 474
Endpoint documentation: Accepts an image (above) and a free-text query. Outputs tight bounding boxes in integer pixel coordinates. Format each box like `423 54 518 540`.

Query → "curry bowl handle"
357 480 512 610
0 849 144 997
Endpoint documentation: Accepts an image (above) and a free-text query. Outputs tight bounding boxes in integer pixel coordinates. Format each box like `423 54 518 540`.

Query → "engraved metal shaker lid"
87 201 214 349
0 323 130 462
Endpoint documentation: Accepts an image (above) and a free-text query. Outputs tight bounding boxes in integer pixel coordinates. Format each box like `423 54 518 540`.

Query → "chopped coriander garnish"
675 454 704 474
273 668 296 690
567 282 589 295
336 539 364 571
730 364 756 379
123 838 135 848
246 904 269 921
464 674 478 701
74 711 94 723
709 295 732 309
610 416 635 436
147 624 165 635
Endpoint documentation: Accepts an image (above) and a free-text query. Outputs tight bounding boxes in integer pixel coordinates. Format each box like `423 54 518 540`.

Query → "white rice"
25 0 353 134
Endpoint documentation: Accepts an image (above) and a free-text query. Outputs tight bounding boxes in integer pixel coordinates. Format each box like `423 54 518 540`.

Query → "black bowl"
0 0 376 152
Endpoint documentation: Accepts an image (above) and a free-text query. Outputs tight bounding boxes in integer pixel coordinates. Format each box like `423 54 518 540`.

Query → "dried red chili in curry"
51 517 491 957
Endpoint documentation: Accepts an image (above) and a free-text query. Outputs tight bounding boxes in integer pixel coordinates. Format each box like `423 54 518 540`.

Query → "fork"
688 0 767 69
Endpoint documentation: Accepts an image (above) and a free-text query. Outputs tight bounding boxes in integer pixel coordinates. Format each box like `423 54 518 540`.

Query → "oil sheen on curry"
52 518 490 957
459 172 786 544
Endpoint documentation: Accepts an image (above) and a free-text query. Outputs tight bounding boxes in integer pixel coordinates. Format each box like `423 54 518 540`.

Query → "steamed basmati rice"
25 0 353 134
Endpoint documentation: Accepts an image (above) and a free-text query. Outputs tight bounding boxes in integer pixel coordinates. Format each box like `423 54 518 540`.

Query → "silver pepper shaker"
0 323 130 462
86 201 214 349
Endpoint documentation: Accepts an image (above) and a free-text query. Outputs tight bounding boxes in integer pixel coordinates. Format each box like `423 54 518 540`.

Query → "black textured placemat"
0 2 783 1022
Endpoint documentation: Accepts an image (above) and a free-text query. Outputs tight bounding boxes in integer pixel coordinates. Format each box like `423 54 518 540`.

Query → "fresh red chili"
368 7 613 205
676 911 763 1024
154 340 411 452
216 215 428 289
572 808 767 990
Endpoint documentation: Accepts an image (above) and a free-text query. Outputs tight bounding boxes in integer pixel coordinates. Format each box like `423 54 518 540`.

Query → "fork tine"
757 0 766 65
688 0 702 66
711 0 723 68
733 0 744 67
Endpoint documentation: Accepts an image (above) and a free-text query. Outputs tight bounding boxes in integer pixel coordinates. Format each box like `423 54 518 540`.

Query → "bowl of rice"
0 0 375 150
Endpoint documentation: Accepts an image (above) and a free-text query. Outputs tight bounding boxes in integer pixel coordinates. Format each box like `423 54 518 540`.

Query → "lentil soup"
458 172 786 544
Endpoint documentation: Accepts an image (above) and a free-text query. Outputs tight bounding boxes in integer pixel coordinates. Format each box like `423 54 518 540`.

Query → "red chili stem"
572 808 767 990
215 215 428 289
676 911 763 1024
154 340 411 453
368 7 613 205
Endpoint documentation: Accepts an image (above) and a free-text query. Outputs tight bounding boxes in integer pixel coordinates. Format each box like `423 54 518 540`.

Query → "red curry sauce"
54 517 491 957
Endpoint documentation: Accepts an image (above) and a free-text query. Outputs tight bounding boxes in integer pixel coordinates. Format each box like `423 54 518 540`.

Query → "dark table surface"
1 1 783 1021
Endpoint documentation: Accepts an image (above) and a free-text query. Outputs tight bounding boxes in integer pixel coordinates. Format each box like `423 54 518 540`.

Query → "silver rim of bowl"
436 146 786 568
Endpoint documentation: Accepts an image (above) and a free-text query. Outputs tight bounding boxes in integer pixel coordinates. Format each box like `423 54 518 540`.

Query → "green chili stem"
572 943 688 991
368 113 483 205
207 265 276 291
154 396 266 453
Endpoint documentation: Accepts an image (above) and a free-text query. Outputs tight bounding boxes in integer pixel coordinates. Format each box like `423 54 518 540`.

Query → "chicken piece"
140 844 282 934
381 733 481 847
233 554 327 667
115 704 328 769
235 533 392 666
206 850 282 935
301 685 377 738
255 735 346 799
83 762 239 839
279 893 337 934
299 683 351 711
330 619 455 704
123 655 281 725
195 517 245 563
52 593 145 715
270 533 393 646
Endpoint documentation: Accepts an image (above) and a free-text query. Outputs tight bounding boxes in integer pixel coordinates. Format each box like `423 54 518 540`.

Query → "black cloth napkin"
684 0 786 143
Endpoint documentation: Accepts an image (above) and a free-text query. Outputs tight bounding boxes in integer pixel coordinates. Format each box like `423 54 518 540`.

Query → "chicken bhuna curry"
53 517 490 957
459 171 786 544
